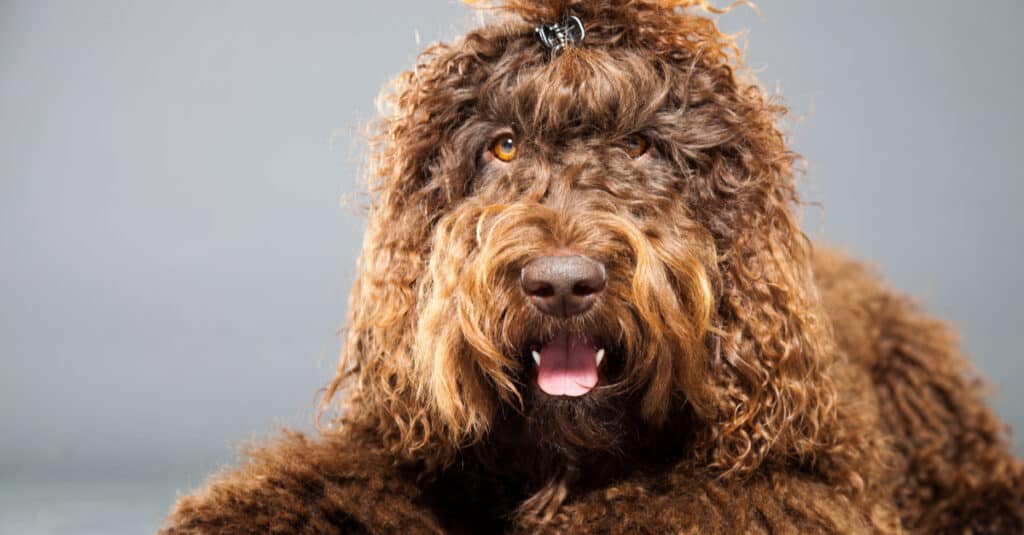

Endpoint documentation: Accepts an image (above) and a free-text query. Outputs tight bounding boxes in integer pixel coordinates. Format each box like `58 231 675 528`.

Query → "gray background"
1 1 1021 533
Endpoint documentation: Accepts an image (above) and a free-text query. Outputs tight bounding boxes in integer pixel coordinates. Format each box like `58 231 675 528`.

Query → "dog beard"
520 385 633 457
492 346 690 472
468 377 695 524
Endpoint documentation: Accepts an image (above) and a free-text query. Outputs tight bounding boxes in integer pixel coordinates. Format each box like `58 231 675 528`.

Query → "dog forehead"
477 46 673 137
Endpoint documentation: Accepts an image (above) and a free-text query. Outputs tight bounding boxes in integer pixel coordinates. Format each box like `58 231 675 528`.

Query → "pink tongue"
536 331 599 397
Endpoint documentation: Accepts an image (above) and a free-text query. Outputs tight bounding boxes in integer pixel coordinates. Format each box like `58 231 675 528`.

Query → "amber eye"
492 135 517 162
622 134 650 158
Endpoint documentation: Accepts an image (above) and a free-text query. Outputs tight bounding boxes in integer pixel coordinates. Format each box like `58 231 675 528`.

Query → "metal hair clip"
535 15 585 55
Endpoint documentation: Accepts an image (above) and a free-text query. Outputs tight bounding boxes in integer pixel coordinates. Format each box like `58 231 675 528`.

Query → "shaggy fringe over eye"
319 0 858 487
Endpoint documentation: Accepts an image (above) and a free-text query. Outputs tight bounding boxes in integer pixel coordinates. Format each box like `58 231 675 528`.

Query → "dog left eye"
621 134 650 158
492 135 518 162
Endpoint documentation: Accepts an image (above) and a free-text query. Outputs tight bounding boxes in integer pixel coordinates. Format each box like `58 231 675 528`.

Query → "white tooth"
532 350 541 365
596 348 605 367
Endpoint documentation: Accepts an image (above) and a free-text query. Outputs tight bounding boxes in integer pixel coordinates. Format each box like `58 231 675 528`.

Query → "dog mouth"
527 330 608 397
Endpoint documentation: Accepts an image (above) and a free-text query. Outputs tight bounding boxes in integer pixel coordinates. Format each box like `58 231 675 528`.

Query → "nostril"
572 263 606 297
572 282 598 296
528 283 556 298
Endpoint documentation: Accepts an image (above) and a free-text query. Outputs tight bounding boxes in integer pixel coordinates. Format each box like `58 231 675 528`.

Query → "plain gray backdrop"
2 1 1021 533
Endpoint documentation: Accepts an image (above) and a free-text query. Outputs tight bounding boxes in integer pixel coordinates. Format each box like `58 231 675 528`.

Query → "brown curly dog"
161 1 1024 533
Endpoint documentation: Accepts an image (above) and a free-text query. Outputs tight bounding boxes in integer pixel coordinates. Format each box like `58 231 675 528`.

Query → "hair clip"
535 15 585 55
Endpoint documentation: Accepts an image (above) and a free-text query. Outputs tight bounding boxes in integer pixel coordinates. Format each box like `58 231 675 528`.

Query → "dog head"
324 0 841 483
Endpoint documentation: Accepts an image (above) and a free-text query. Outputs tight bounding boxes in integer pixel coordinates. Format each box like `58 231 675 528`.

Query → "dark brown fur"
161 1 1024 533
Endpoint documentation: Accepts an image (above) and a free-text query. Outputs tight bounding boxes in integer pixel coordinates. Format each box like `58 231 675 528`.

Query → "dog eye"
492 135 518 162
621 134 650 158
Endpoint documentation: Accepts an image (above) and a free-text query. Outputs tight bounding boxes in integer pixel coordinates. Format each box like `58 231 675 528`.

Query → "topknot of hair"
465 0 737 24
463 0 747 71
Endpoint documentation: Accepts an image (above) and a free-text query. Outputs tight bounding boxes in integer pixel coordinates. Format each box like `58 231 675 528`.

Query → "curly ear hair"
318 24 508 469
322 0 849 480
702 198 844 478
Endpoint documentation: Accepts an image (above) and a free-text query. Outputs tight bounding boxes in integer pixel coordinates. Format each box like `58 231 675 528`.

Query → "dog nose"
521 255 606 317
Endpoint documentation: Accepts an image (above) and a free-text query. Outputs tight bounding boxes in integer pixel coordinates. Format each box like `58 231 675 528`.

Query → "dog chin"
519 383 631 455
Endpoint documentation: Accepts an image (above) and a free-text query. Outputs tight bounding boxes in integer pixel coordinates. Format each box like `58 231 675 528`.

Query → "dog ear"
690 186 845 478
320 33 504 467
617 8 849 477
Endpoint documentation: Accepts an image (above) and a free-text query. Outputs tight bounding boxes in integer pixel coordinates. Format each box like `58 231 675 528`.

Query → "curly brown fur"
161 1 1024 533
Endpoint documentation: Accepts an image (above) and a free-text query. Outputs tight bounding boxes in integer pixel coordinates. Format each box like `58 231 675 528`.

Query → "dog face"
325 0 841 480
415 45 719 457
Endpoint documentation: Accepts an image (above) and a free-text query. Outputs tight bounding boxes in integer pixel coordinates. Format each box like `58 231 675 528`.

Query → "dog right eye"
492 135 518 162
621 134 650 159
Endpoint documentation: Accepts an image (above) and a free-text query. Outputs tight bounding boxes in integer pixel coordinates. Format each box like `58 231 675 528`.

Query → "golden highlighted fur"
162 1 1023 533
